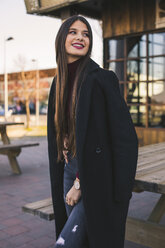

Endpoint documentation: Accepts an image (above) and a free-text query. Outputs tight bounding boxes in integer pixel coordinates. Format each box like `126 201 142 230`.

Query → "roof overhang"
24 0 104 19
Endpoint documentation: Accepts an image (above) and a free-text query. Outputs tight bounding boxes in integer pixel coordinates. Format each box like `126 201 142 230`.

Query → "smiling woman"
47 15 138 248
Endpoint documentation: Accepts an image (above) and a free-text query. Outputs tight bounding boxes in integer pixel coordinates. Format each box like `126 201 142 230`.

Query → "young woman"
47 15 138 248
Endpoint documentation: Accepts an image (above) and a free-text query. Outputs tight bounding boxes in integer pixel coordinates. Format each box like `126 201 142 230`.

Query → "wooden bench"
22 142 165 248
0 121 39 174
0 142 39 174
22 195 165 248
22 198 54 221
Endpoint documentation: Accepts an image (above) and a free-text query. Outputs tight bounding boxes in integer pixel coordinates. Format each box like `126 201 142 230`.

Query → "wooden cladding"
103 0 156 38
136 127 165 146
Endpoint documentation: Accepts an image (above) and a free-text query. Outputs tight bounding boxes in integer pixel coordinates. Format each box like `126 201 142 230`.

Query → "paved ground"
0 136 164 248
5 125 47 138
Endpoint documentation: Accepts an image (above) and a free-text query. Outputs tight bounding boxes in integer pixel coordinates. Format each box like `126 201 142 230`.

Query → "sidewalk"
0 135 164 248
0 136 54 248
6 125 47 138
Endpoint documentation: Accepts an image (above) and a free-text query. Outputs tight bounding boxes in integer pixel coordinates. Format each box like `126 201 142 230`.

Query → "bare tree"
14 55 36 128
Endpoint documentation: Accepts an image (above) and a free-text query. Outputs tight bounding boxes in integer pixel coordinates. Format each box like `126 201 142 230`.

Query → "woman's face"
65 20 90 63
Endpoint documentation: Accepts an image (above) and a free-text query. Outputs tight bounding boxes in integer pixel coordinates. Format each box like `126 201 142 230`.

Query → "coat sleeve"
100 70 138 202
47 77 67 238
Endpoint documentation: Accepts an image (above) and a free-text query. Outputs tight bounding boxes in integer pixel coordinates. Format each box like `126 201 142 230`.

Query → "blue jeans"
54 153 89 248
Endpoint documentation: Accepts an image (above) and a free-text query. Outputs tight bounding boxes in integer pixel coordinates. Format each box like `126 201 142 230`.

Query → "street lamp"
4 36 14 120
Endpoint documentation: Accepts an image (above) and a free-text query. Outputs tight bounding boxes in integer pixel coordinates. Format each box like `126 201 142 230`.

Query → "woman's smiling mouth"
72 43 84 49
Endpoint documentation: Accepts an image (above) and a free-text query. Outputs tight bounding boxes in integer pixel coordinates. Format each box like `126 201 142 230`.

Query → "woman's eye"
69 31 76 34
69 31 89 37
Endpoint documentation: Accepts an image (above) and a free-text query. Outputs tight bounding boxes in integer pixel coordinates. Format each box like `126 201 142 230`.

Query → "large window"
105 31 165 128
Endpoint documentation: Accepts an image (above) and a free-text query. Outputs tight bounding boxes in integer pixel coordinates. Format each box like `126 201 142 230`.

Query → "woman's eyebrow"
69 28 89 33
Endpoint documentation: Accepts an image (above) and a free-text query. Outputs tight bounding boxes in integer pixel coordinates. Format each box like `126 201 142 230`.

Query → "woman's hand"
65 185 81 206
64 134 69 149
63 135 69 163
63 149 69 163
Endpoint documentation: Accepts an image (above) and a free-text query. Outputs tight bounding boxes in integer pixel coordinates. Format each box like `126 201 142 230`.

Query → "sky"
0 0 103 74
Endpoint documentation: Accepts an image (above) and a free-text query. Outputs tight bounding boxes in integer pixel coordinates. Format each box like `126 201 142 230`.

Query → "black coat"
47 58 138 248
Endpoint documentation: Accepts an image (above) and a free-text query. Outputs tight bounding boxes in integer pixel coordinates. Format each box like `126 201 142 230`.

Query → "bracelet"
76 171 79 179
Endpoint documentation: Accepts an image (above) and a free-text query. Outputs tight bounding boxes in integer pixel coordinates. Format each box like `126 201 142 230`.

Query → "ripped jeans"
54 153 89 248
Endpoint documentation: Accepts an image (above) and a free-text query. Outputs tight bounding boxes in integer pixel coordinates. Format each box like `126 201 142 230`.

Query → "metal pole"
4 37 14 121
36 66 39 126
32 59 39 126
4 39 8 120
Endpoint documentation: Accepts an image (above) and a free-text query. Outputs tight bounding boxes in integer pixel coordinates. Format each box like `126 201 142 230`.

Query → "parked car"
0 105 4 116
39 103 48 115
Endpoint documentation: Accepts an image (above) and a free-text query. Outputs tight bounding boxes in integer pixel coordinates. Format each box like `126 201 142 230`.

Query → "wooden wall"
136 127 165 147
103 0 156 38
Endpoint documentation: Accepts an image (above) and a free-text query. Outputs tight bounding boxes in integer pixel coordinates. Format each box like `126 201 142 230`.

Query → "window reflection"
148 81 165 104
149 33 165 56
148 105 165 128
127 35 146 58
127 82 146 104
127 59 146 81
108 39 124 60
109 62 124 81
149 57 165 80
128 105 146 127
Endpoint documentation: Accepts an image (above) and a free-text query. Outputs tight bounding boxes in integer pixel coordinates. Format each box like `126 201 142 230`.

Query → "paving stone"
1 217 23 227
28 236 55 248
0 224 6 231
0 230 11 241
17 244 36 248
3 225 29 236
6 233 34 247
0 239 13 248
125 240 149 248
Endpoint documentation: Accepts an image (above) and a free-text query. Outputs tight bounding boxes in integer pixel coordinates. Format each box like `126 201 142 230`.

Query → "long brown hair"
55 15 93 162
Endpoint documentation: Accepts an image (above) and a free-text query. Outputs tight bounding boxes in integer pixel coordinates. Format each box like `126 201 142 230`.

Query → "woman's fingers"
63 149 69 163
66 199 77 206
63 150 68 156
66 186 81 206
66 194 75 206
65 197 74 206
64 136 69 149
70 200 74 206
63 135 69 163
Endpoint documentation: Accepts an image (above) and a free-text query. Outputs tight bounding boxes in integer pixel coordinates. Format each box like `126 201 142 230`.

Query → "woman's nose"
76 33 83 40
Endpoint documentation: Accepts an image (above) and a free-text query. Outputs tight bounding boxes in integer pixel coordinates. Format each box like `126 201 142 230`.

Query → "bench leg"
7 154 22 174
148 194 165 223
0 126 10 144
126 216 165 248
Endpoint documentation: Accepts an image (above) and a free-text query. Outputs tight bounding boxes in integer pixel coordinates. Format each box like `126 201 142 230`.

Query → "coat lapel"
75 58 100 174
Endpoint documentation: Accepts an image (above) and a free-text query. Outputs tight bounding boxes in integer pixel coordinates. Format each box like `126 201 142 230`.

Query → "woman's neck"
67 57 82 78
67 56 81 64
